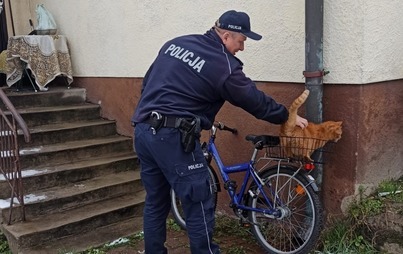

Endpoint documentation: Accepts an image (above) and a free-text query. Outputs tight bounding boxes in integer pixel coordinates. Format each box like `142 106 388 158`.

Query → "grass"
0 231 12 254
214 213 253 239
316 216 378 254
316 176 403 254
212 214 261 254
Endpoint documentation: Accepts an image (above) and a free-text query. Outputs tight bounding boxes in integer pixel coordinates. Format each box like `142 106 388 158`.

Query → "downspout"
304 0 326 186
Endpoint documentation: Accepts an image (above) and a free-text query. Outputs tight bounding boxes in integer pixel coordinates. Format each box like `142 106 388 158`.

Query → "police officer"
132 10 308 254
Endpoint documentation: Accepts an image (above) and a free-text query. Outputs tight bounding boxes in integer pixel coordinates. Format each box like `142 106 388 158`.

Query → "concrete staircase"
0 86 144 253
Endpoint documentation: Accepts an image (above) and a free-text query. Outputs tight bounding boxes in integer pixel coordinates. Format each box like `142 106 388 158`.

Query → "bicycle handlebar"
214 122 238 134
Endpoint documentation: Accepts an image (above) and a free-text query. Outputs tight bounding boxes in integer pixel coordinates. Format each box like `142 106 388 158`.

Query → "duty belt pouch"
149 112 163 132
179 117 201 153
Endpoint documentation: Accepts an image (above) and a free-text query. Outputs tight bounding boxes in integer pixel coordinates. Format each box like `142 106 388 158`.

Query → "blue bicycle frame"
206 124 280 217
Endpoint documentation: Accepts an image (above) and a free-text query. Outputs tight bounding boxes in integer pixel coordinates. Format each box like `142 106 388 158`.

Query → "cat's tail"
289 89 310 111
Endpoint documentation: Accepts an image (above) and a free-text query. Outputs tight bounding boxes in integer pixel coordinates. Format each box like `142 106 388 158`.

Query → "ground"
105 227 265 254
102 215 266 254
103 198 403 254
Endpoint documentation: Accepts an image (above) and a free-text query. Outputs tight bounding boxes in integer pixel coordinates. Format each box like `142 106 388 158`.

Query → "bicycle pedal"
241 222 251 227
238 216 251 227
241 218 260 227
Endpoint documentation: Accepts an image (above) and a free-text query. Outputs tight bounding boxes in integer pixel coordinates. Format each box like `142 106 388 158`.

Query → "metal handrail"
0 88 30 224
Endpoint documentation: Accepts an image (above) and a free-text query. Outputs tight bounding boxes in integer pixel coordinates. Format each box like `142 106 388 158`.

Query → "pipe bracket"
303 70 329 78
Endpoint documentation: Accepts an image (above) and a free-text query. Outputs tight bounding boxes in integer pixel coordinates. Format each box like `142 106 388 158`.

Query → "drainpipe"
304 0 325 186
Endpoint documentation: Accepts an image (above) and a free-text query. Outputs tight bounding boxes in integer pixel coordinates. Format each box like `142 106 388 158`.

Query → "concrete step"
2 191 146 253
0 86 145 254
1 87 87 109
0 151 138 198
18 119 118 147
12 104 102 127
18 135 133 168
1 170 142 223
25 216 143 254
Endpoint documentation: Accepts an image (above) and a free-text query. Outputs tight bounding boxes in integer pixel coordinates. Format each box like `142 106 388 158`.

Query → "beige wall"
7 0 403 84
324 0 403 83
10 0 305 81
4 1 403 214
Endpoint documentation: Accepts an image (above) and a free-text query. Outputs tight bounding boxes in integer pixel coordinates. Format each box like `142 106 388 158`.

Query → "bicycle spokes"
248 168 323 254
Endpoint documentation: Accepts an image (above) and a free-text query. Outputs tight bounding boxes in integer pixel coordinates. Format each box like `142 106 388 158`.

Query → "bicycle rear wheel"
248 166 323 254
170 165 218 230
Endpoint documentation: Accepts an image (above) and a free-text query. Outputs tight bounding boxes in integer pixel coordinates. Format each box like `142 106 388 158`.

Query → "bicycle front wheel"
170 165 218 230
248 166 323 254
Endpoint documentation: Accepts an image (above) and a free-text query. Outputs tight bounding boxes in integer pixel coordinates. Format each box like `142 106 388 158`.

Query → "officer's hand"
296 115 308 129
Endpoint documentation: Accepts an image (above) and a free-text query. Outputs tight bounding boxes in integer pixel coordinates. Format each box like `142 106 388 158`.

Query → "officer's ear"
222 31 232 43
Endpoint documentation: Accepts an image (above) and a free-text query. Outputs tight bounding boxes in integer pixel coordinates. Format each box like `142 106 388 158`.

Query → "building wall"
321 81 403 213
73 77 403 214
5 0 403 214
7 0 402 83
323 0 403 83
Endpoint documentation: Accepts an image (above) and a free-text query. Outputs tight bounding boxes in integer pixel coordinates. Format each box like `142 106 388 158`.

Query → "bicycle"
171 121 328 254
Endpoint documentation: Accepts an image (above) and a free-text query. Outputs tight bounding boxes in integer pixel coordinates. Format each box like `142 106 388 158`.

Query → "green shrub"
0 232 11 254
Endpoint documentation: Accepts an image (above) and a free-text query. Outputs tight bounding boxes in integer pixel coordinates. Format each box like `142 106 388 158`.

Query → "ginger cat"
280 89 342 161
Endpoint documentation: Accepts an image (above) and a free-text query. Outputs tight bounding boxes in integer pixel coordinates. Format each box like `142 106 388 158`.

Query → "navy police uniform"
132 25 288 254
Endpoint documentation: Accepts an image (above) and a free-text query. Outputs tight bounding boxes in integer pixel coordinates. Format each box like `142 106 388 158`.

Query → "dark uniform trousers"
134 123 220 254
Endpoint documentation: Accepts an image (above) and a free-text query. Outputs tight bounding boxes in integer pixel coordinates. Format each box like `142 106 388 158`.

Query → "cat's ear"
336 121 343 126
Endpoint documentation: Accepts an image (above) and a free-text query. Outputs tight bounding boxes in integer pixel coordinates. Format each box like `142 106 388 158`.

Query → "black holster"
179 117 201 153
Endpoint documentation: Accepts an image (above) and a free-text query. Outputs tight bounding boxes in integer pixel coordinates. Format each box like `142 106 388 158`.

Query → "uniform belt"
144 114 193 128
144 115 176 128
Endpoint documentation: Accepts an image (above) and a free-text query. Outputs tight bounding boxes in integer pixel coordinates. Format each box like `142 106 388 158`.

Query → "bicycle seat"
245 135 280 149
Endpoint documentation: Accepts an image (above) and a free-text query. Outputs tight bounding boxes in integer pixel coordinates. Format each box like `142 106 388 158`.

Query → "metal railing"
0 88 30 224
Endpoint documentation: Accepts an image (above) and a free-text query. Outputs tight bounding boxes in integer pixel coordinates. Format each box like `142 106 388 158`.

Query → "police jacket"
132 28 289 130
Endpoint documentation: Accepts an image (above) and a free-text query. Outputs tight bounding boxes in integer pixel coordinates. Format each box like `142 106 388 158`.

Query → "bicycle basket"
264 136 335 164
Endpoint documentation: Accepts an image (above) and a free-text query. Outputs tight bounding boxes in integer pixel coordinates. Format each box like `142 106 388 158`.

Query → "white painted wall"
8 0 403 84
324 0 403 84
